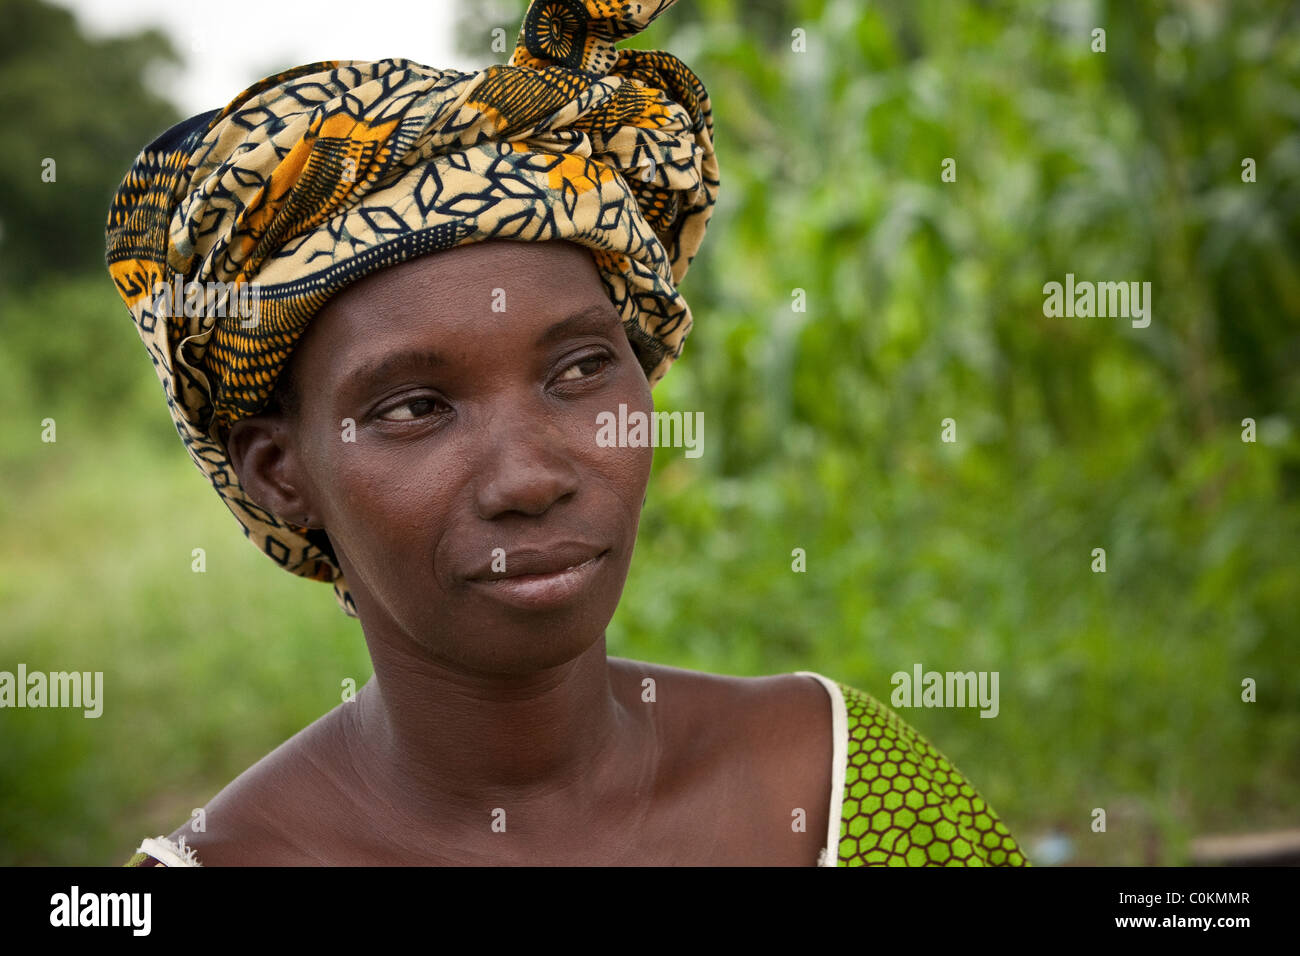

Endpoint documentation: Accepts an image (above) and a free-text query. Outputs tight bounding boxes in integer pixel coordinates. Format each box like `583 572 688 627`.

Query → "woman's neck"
340 631 662 841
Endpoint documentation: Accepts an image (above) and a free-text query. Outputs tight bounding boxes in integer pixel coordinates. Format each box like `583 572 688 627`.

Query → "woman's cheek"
330 453 419 557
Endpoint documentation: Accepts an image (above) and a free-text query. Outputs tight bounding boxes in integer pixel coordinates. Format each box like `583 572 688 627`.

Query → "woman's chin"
404 611 617 677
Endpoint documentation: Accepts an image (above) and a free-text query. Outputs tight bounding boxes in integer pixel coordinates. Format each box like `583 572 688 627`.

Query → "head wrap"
105 0 718 618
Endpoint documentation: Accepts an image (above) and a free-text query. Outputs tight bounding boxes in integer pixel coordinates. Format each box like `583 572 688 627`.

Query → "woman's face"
232 239 654 675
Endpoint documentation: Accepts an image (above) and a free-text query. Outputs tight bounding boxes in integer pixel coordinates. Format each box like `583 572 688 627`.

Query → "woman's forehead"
327 239 602 311
294 240 617 374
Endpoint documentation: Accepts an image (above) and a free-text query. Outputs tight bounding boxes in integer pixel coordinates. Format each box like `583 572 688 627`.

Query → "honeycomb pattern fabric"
833 680 1029 866
103 0 718 618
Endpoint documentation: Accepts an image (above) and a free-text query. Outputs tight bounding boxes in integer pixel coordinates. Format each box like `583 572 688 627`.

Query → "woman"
109 0 1028 867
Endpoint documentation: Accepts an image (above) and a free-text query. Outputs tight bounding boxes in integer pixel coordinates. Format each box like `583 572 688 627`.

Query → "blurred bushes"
0 0 179 284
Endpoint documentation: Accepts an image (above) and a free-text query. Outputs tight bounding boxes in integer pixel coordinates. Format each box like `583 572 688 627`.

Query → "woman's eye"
557 354 610 382
378 396 446 422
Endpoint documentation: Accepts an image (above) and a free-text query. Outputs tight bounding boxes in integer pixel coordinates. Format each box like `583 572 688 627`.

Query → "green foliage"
0 0 180 283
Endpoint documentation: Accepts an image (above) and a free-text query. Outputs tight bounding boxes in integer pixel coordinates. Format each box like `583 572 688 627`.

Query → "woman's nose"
472 408 581 520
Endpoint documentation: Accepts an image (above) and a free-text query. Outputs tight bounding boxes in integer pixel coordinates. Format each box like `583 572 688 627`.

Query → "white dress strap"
136 834 202 867
794 670 847 867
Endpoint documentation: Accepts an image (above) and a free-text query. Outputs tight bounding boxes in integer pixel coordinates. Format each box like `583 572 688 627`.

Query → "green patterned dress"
798 672 1029 866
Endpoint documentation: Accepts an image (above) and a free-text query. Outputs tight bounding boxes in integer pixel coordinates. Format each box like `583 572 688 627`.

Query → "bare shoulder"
725 668 834 791
163 704 354 866
610 659 834 829
611 658 832 742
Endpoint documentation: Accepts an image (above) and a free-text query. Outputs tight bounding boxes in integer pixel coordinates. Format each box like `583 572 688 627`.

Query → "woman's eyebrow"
344 350 445 400
537 304 623 345
341 305 621 397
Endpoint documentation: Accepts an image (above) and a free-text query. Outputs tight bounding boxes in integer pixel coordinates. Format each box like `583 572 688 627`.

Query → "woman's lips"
467 550 609 610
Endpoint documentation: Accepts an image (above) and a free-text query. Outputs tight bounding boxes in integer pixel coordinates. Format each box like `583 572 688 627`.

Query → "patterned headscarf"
105 0 718 618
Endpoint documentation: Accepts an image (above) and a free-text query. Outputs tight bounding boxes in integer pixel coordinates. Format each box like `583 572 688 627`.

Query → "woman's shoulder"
122 703 355 867
610 658 830 712
611 659 835 770
123 808 301 867
801 671 1030 867
122 800 308 868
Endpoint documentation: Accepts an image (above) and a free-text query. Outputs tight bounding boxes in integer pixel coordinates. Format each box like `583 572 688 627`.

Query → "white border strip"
136 835 202 867
794 670 847 867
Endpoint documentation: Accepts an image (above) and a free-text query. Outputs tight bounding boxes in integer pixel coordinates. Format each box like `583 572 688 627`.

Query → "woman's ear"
226 413 321 529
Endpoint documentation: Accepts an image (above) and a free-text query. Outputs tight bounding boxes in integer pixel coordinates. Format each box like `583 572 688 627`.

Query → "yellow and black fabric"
105 0 718 617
